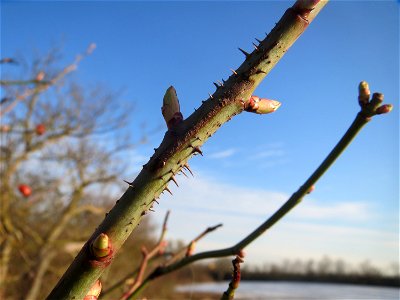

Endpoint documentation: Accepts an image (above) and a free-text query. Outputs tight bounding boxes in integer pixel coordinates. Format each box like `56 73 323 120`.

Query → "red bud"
162 86 183 129
237 249 246 259
185 241 196 257
18 184 32 197
307 185 315 194
244 96 281 114
375 104 393 115
35 124 46 135
35 71 45 81
84 280 102 300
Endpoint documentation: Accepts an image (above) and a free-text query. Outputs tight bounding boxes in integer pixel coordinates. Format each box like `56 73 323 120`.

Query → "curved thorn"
170 175 179 187
230 68 238 75
180 169 189 178
192 146 203 156
123 180 134 187
164 186 173 195
184 163 194 177
252 43 259 51
255 38 262 44
238 47 250 57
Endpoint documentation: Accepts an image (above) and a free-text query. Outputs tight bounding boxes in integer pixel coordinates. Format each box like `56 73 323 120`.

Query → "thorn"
180 169 189 178
170 175 179 187
252 43 259 51
255 69 267 74
222 79 226 84
152 198 159 204
123 180 134 187
154 148 157 152
208 93 214 99
164 186 173 195
149 208 155 212
213 82 219 89
184 163 194 177
217 80 223 86
238 47 250 57
255 38 262 44
191 146 203 156
230 68 238 75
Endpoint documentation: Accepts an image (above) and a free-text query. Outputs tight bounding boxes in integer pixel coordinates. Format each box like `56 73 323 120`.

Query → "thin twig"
114 211 170 300
0 43 96 117
166 223 223 265
131 88 393 297
221 256 244 300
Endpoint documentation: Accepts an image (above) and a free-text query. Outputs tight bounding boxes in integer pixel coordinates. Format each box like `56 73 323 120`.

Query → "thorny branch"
130 82 393 297
47 2 329 299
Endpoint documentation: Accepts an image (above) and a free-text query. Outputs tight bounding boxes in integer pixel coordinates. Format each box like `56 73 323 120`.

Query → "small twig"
102 216 219 298
221 256 244 300
166 223 223 265
130 82 393 297
114 211 170 300
0 43 96 117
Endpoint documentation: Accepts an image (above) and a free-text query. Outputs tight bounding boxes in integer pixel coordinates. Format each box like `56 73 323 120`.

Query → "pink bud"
84 280 102 300
307 185 315 194
35 124 46 135
376 104 393 115
162 86 183 129
244 95 281 114
237 249 246 259
35 71 45 81
185 241 196 257
358 81 370 106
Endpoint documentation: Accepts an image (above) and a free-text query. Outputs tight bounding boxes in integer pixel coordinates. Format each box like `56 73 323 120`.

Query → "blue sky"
2 1 398 271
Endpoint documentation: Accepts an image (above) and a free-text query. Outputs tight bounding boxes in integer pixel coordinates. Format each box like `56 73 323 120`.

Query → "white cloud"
251 149 284 159
208 148 237 159
154 173 398 270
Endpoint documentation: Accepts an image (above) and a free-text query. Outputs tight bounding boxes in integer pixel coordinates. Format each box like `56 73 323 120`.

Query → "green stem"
47 2 328 299
131 112 371 297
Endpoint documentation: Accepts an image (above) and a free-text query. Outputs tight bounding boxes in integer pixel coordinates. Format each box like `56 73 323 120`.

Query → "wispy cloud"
156 174 397 270
161 175 372 222
251 149 284 159
208 148 237 159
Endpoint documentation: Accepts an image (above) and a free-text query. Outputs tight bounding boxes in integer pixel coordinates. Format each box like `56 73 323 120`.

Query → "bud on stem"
358 81 370 107
91 233 111 258
83 280 102 300
244 95 281 114
185 241 196 257
375 104 393 115
162 86 183 129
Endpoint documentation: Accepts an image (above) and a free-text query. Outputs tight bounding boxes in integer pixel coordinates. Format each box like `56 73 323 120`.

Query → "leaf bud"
375 104 393 115
83 280 102 300
244 95 281 114
185 241 196 257
91 233 111 258
162 86 183 129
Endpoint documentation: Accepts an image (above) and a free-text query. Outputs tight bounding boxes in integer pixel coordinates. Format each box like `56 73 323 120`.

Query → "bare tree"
0 45 141 299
